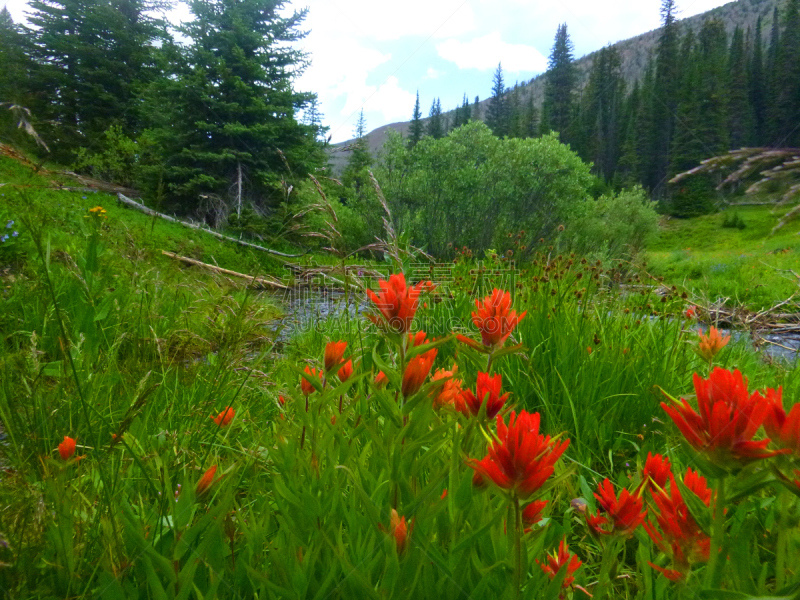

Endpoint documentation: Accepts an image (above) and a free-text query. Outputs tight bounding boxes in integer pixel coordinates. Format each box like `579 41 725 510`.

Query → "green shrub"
721 211 747 229
567 186 659 259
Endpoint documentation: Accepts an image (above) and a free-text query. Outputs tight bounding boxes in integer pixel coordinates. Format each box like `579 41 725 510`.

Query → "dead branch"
161 251 288 289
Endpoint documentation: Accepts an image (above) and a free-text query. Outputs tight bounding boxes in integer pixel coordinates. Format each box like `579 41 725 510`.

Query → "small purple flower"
82 196 87 199
5 220 12 229
0 235 7 243
12 231 18 237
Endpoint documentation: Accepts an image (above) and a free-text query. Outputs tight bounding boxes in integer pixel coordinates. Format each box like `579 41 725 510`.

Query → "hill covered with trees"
335 0 800 217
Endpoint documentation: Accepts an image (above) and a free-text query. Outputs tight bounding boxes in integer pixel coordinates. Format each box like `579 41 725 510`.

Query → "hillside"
329 0 782 172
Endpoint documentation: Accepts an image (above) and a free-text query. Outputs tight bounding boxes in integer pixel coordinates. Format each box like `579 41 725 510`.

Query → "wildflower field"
2 161 800 599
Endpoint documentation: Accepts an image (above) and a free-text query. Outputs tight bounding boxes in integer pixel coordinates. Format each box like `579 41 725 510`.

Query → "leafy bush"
721 211 747 230
74 125 147 187
567 186 659 259
375 122 594 256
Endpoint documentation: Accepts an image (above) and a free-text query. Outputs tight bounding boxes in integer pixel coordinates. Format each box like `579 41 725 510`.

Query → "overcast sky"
3 0 734 143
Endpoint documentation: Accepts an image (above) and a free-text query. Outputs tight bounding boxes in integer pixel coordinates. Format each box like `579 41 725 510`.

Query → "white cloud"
425 67 445 79
436 32 548 73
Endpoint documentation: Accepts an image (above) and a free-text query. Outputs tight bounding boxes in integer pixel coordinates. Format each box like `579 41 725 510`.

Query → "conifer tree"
343 109 372 195
408 91 424 147
749 16 767 145
461 93 471 124
652 0 681 195
472 95 481 121
486 63 508 136
766 6 781 142
775 0 800 146
543 23 577 143
26 0 165 155
426 98 444 139
727 26 752 149
580 45 625 179
149 0 323 212
522 94 538 138
617 80 642 185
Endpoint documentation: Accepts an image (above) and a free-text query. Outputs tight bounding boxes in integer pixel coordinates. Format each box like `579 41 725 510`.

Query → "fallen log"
161 251 289 290
117 193 305 259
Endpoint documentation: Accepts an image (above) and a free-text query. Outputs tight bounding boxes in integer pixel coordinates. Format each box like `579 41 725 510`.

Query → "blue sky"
3 0 735 142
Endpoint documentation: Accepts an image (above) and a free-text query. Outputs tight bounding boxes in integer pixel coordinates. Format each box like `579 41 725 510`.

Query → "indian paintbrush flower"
642 452 672 490
337 359 354 383
469 410 569 499
460 372 510 419
643 467 713 581
661 367 788 468
324 340 347 373
587 479 646 538
58 436 76 461
401 347 437 397
537 539 582 592
697 327 730 362
196 465 218 496
457 288 526 352
430 364 463 410
211 407 235 427
522 500 548 531
390 509 408 554
366 273 434 334
762 386 800 455
301 366 322 397
374 371 389 389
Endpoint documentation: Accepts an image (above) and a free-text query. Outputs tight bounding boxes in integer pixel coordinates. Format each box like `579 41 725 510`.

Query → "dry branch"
161 251 288 289
117 193 305 258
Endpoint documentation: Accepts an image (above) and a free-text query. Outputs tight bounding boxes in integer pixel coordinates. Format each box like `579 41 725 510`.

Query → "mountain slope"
328 0 782 172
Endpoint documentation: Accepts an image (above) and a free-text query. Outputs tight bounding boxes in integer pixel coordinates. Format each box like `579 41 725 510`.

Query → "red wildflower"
390 509 408 554
337 359 354 383
461 372 510 419
642 452 672 490
366 273 434 334
587 479 646 537
762 386 800 454
402 347 437 397
324 340 347 373
211 407 235 427
408 330 429 347
537 539 582 591
440 488 448 500
522 499 548 531
685 305 697 319
196 465 217 496
661 368 787 467
468 410 570 499
278 395 286 407
643 467 712 580
374 371 389 389
301 366 322 396
430 364 463 409
697 327 730 362
466 288 527 351
58 436 76 461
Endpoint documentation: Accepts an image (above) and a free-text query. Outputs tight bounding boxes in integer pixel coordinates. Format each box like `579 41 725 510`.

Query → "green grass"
1 156 799 598
646 203 800 310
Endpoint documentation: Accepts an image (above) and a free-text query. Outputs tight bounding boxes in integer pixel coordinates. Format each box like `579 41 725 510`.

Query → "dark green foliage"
774 0 800 146
25 0 165 159
485 63 508 137
721 211 747 229
408 91 424 148
728 26 752 148
579 46 625 179
542 24 576 143
651 0 681 195
426 98 444 139
749 17 767 145
342 110 372 196
144 0 324 214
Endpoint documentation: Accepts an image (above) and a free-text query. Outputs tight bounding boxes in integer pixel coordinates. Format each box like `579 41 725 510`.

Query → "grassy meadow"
646 203 800 310
1 157 800 598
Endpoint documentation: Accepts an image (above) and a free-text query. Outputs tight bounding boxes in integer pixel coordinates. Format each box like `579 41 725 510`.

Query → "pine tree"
426 98 444 139
149 0 323 212
343 109 372 195
461 93 472 124
522 94 538 138
543 23 577 143
774 0 800 146
727 26 752 149
472 95 481 121
486 63 508 136
580 45 625 179
408 91 424 147
26 0 165 156
697 19 730 154
617 80 642 185
0 8 31 106
749 16 767 145
507 84 522 137
652 0 681 195
766 6 781 143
